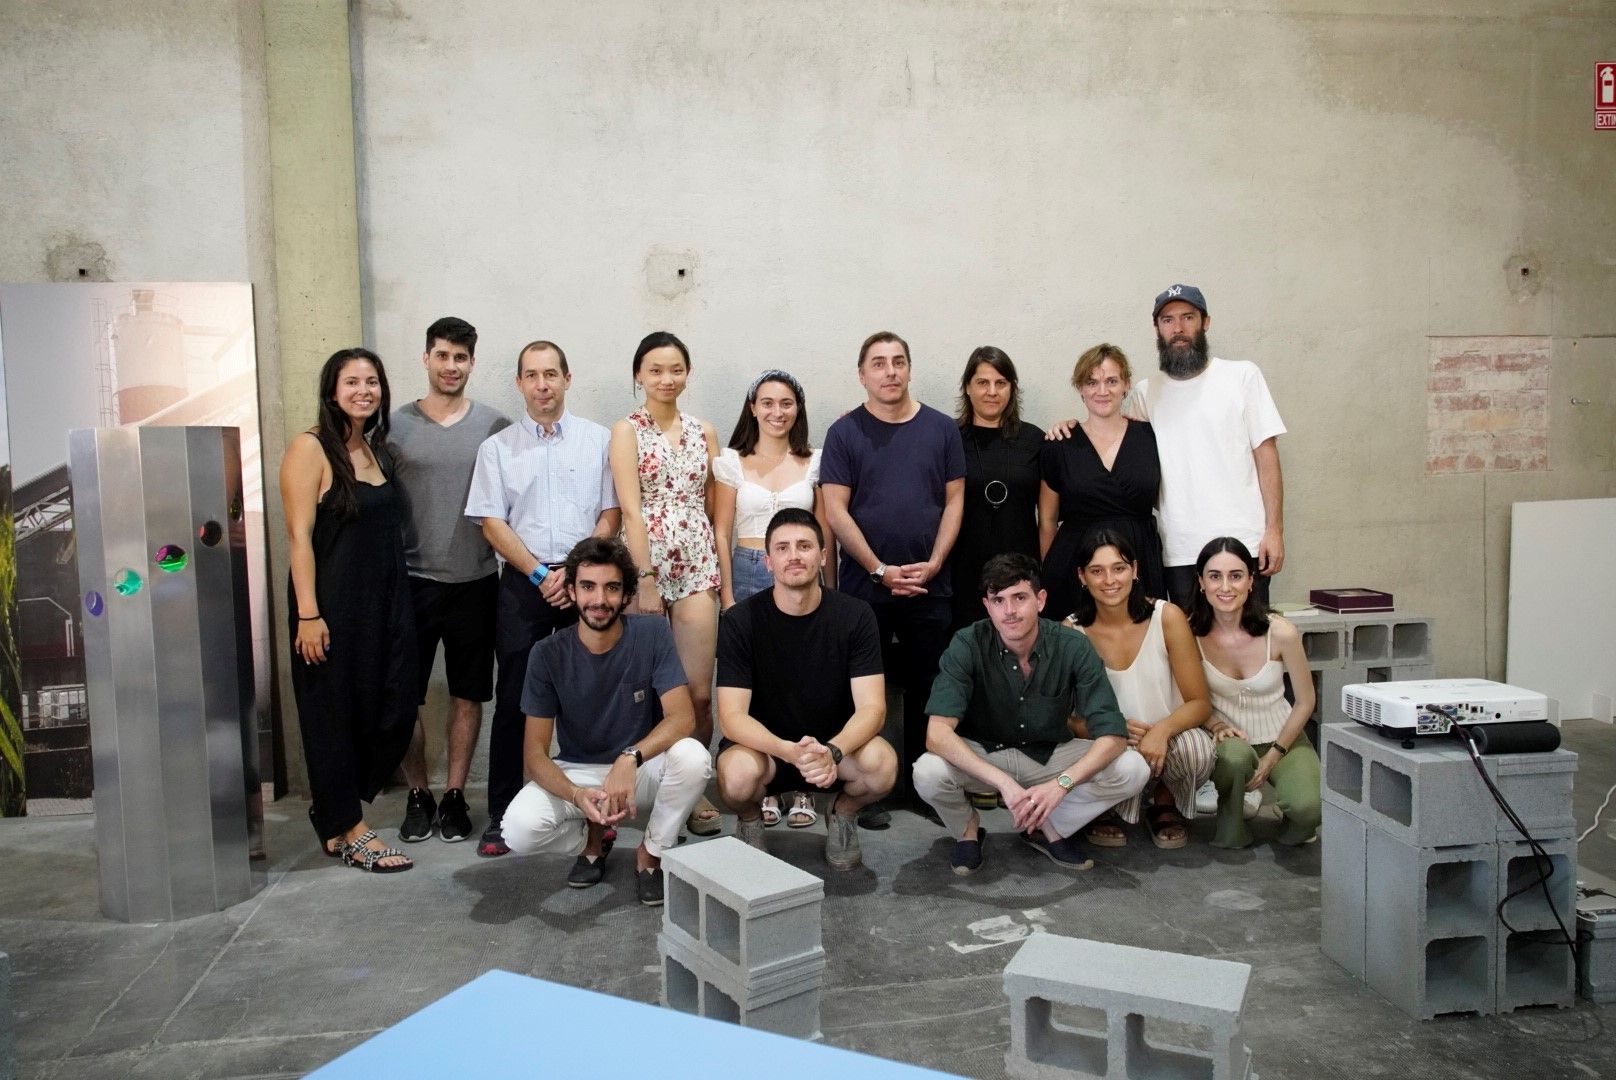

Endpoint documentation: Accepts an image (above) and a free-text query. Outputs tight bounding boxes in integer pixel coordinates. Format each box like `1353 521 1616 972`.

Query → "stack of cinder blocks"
1002 935 1256 1080
658 837 826 1040
1289 611 1436 726
1320 721 1579 1017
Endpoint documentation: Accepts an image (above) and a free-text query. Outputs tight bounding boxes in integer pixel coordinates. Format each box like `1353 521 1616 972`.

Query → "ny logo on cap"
1167 285 1183 297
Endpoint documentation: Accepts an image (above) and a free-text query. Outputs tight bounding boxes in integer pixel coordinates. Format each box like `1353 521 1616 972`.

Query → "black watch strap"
621 746 643 767
827 742 843 765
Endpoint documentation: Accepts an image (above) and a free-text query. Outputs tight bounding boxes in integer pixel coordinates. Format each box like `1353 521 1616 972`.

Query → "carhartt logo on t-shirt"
633 689 646 703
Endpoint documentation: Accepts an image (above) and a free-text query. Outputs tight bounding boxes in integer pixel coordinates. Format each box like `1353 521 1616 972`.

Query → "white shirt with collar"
464 410 617 564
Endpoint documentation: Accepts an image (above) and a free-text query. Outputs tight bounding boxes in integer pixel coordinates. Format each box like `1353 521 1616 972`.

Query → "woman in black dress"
948 347 1045 632
280 348 418 872
1039 343 1165 621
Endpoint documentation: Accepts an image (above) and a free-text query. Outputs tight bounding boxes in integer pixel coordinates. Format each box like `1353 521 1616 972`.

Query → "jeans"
730 546 773 603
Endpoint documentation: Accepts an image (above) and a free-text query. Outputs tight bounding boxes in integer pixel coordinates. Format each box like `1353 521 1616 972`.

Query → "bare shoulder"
1267 614 1301 644
284 431 325 464
1160 601 1190 632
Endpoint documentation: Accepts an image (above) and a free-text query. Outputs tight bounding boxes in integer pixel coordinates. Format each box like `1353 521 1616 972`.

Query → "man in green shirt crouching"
915 552 1148 875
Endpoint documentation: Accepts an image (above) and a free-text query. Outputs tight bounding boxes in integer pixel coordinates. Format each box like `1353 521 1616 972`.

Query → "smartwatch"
620 746 643 767
826 742 844 765
870 563 888 584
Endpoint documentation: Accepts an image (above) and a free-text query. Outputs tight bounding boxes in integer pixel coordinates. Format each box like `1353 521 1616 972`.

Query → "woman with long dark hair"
609 331 724 836
280 348 418 872
948 346 1044 632
1188 537 1318 848
1065 529 1213 848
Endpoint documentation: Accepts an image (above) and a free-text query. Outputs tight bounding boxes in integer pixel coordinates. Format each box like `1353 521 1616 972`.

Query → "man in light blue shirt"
464 340 619 855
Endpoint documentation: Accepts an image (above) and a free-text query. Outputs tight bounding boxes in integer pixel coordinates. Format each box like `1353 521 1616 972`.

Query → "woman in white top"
713 370 833 610
1065 529 1213 849
1189 536 1319 849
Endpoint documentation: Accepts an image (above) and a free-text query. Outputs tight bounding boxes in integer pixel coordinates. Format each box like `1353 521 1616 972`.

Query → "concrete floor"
3 721 1614 1080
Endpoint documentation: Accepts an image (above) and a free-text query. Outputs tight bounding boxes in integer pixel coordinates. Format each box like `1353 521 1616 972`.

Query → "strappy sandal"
341 829 414 873
1145 803 1190 850
760 795 783 827
1084 809 1128 848
786 792 818 829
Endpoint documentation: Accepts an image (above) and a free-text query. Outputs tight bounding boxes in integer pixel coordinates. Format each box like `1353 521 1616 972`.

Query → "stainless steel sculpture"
67 426 262 922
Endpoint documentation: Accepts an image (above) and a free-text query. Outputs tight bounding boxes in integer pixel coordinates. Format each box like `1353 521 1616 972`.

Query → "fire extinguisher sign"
1598 62 1616 130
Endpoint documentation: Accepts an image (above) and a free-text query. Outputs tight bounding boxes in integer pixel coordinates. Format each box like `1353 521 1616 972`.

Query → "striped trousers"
1111 725 1216 823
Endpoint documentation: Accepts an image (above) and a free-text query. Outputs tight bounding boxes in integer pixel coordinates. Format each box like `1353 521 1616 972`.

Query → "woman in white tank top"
1065 529 1214 849
1189 537 1320 849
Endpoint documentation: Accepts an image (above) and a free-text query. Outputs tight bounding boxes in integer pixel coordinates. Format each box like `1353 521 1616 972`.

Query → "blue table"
308 970 960 1078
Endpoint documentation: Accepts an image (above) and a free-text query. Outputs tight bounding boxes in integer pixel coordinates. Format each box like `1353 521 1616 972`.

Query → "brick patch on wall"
1426 336 1550 474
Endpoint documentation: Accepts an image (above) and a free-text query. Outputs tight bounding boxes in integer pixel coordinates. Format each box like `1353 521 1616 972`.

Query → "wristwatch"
1055 772 1076 791
826 742 844 765
620 746 643 767
870 563 888 584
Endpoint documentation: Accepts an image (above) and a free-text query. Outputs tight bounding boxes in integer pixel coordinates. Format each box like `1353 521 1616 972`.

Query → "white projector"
1341 678 1554 736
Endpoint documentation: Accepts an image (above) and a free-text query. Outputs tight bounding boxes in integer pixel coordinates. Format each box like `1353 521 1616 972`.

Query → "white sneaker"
1243 789 1263 819
1194 781 1218 815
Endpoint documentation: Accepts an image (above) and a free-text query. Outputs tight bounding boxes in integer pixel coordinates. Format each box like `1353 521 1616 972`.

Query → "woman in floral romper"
610 331 724 835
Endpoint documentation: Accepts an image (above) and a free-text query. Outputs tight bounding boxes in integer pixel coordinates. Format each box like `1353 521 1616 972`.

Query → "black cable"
1440 711 1579 973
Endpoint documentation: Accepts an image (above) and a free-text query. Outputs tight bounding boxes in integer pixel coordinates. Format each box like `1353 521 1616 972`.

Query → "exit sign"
1599 62 1616 130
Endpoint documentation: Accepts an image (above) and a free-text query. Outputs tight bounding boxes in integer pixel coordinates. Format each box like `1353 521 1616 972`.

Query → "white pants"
502 737 712 859
913 738 1150 841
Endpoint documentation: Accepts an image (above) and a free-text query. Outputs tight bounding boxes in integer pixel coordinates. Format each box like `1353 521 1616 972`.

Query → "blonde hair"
1071 343 1132 391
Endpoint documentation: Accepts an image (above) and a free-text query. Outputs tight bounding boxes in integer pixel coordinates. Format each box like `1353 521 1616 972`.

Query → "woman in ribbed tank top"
1064 529 1214 850
1189 537 1321 849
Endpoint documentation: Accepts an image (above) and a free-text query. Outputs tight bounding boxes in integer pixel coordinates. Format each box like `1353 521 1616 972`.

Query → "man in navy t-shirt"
501 537 712 906
821 331 966 826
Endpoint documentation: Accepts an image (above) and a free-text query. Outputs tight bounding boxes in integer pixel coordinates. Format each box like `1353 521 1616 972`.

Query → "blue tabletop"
307 970 961 1079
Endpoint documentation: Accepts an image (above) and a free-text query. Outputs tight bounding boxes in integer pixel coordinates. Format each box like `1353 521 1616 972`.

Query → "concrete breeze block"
1321 807 1369 979
1488 749 1577 841
1364 829 1498 1019
1496 836 1577 935
1288 612 1346 670
1003 935 1254 1080
1498 929 1575 1011
1341 614 1434 666
660 931 824 1041
1319 721 1499 847
662 837 824 982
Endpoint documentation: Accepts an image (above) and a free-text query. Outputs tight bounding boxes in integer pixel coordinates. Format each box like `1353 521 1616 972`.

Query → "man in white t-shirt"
1133 285 1286 608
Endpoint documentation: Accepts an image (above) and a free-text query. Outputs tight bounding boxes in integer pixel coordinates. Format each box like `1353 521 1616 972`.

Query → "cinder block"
1319 721 1498 847
659 931 824 1040
1487 749 1577 841
1340 614 1434 666
1321 807 1368 979
1364 829 1498 1018
1496 836 1577 935
1288 612 1346 670
1003 935 1254 1080
1320 724 1367 813
662 837 824 983
1498 930 1575 1011
0 950 12 1080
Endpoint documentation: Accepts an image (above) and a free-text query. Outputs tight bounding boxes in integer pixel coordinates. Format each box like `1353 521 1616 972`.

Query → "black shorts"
410 573 498 703
717 738 844 797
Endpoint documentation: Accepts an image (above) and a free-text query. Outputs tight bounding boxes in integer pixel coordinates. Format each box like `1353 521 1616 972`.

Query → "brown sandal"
1084 809 1128 848
1145 803 1190 850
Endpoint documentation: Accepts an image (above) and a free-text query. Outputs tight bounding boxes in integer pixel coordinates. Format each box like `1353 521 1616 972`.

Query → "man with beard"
913 553 1148 875
500 537 711 906
715 508 897 870
390 316 511 844
1138 285 1286 608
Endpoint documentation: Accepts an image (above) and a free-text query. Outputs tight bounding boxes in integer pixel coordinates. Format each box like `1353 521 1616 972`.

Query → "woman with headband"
948 346 1044 633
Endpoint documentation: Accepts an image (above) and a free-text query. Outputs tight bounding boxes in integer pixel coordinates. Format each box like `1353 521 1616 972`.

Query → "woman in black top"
1039 343 1164 621
948 347 1045 632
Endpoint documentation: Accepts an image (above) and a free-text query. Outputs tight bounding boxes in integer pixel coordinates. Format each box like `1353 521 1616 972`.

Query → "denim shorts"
730 546 774 602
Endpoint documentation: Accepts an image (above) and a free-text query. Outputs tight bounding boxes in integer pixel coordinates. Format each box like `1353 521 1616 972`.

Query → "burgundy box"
1309 588 1394 613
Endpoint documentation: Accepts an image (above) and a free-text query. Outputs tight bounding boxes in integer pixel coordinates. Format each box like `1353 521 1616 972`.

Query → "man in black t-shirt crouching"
716 508 897 871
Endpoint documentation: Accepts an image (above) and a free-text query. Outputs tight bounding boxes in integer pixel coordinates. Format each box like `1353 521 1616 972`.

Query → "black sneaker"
399 788 437 843
951 828 986 876
477 820 510 858
1022 830 1095 871
636 866 665 906
437 788 473 843
567 853 607 888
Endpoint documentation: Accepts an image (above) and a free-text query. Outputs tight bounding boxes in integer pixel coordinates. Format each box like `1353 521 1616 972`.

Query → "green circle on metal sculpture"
156 544 188 572
112 568 144 597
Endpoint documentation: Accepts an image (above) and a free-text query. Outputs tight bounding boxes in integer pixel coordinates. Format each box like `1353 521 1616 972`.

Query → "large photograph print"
0 283 271 814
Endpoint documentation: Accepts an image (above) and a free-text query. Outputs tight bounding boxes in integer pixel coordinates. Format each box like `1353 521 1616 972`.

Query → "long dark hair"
956 346 1022 438
1069 528 1154 627
1186 536 1271 637
727 369 812 457
314 347 391 519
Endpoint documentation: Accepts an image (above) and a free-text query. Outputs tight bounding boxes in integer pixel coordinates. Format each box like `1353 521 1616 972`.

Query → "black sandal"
1084 809 1128 848
341 829 414 873
1145 803 1189 850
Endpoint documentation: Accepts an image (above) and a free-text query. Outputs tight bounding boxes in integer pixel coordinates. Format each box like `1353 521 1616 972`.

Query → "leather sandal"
1145 803 1190 850
1083 809 1128 848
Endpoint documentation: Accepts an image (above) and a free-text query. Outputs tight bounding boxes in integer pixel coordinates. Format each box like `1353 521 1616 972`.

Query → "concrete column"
262 0 364 795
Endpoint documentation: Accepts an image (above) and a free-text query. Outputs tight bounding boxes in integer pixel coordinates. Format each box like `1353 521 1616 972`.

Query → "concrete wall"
353 0 1616 681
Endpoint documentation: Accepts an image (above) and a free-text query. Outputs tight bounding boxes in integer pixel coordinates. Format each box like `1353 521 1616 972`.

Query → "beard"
1157 329 1211 379
579 599 628 632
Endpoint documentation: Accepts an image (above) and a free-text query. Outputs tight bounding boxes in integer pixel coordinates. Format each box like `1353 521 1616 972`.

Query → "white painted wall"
353 0 1616 678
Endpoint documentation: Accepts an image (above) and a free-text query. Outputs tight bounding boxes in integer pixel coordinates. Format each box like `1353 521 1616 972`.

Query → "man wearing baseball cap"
1138 284 1287 608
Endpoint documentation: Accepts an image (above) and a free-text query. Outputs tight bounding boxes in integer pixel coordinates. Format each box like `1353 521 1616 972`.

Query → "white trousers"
913 738 1150 840
502 737 712 859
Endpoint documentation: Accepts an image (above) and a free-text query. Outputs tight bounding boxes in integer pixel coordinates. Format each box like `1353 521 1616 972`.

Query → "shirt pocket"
619 681 656 733
1016 691 1074 740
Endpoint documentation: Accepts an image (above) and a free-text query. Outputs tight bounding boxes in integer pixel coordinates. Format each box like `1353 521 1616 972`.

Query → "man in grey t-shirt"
389 316 511 844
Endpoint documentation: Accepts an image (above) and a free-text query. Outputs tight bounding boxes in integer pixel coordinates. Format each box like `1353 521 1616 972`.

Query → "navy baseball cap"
1152 284 1208 319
